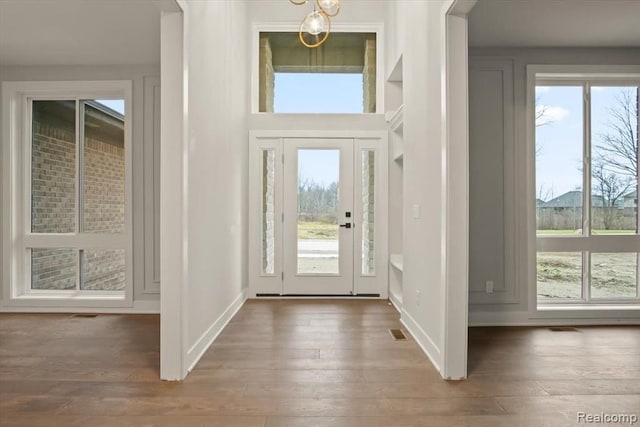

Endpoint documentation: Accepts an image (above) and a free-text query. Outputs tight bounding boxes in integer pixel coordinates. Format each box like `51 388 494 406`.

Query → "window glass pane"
591 86 639 235
591 252 638 299
82 100 125 233
262 149 276 275
31 100 76 233
361 149 375 275
81 249 125 291
297 149 339 274
31 248 77 290
535 86 584 235
537 252 583 300
274 73 364 113
259 32 376 113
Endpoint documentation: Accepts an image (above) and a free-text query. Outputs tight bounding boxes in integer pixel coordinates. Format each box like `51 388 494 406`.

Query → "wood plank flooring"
1 299 639 426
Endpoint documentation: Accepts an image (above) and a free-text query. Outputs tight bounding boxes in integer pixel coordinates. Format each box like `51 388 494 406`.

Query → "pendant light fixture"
299 9 330 48
316 0 340 17
289 0 341 48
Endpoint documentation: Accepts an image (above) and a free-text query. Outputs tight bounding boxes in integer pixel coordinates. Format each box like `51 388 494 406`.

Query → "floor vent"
389 328 407 340
549 326 580 332
70 314 98 318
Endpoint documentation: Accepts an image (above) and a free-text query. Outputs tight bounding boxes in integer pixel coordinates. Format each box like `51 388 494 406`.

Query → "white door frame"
160 0 188 381
440 0 476 380
248 130 389 299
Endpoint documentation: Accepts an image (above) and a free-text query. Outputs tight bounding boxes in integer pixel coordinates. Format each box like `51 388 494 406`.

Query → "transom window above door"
257 32 377 113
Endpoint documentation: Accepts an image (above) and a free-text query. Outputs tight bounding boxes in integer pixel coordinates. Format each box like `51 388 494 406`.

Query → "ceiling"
3 0 638 66
469 0 640 48
0 0 162 66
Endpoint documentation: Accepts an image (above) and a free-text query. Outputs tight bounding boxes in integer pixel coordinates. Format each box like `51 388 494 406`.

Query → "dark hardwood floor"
1 300 638 426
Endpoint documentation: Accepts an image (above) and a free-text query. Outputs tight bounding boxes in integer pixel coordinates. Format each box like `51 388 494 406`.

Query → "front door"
248 132 387 298
283 138 354 295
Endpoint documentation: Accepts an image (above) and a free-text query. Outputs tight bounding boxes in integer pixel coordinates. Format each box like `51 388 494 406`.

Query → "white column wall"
161 0 249 379
184 0 249 371
395 0 447 372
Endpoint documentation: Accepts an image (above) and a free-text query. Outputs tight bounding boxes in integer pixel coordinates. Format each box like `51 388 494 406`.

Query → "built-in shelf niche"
387 105 404 161
386 53 404 310
387 54 403 83
390 253 403 272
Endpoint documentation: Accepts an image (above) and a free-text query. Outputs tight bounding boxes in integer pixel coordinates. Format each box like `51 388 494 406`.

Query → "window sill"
537 304 640 311
2 293 132 310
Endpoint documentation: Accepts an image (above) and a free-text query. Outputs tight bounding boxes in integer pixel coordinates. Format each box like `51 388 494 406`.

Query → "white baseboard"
400 309 442 375
469 310 640 327
186 289 247 373
388 290 402 313
0 298 160 314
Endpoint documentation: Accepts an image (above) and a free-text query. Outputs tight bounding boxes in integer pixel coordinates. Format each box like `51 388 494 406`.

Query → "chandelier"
289 0 341 48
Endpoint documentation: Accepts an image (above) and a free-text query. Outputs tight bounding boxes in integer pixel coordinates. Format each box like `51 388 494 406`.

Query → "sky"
96 99 125 115
274 73 363 114
536 85 638 200
298 148 340 188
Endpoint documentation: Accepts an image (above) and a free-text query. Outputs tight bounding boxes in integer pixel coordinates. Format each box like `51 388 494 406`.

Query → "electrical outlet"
485 281 494 293
416 289 421 306
412 204 420 219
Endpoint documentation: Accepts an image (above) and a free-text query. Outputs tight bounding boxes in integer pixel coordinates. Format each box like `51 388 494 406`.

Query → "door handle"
339 223 352 229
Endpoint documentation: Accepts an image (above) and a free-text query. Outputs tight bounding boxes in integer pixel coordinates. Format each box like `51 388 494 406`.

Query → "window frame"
2 80 133 308
250 22 385 115
526 66 640 311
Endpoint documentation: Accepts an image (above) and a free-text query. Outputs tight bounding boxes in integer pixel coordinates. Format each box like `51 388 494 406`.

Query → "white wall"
181 0 249 371
246 0 388 27
0 65 160 310
386 0 451 373
468 47 640 325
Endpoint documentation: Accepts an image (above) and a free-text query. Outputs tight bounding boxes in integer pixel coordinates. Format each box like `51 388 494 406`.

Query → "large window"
257 32 377 113
535 76 639 305
3 81 132 305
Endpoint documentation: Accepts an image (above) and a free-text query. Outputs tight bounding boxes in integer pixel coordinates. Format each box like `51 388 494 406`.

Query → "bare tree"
535 101 554 127
535 97 554 158
536 183 554 203
592 162 633 230
595 88 638 179
592 88 638 231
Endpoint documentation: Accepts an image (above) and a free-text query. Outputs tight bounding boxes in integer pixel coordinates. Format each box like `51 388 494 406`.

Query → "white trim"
250 22 385 115
252 296 387 300
400 308 442 374
354 138 389 297
388 289 402 313
0 299 160 314
1 80 133 308
186 289 248 373
143 75 161 294
470 310 640 327
248 136 283 296
250 130 387 139
467 57 519 305
439 0 475 381
160 4 187 381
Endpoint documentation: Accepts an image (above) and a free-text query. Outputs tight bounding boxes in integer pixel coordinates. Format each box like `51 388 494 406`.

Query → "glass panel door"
283 139 354 295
